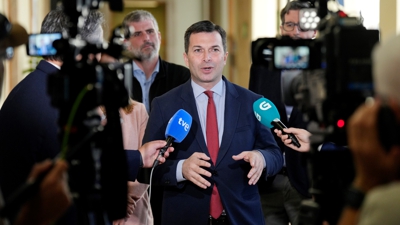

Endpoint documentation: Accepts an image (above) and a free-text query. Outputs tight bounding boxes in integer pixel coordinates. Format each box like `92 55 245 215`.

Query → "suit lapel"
216 78 240 166
180 80 209 155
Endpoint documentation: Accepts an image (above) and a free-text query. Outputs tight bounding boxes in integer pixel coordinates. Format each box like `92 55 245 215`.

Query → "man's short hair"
122 10 159 39
184 20 227 54
280 0 313 25
40 9 104 61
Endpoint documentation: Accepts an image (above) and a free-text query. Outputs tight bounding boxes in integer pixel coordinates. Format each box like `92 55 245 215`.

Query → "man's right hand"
139 140 174 168
182 152 212 189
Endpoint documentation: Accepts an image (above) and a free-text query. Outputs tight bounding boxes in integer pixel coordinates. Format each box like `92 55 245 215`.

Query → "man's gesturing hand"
182 152 212 189
232 151 265 185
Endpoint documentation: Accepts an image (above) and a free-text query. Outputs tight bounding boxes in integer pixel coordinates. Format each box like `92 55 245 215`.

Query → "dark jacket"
249 64 310 198
130 57 191 111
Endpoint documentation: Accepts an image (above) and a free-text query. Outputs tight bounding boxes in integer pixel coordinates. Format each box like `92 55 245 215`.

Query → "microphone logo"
259 101 272 111
178 117 190 131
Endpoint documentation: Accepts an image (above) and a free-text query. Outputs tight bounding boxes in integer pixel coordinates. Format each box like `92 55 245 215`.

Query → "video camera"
252 1 380 225
39 0 132 224
252 6 379 146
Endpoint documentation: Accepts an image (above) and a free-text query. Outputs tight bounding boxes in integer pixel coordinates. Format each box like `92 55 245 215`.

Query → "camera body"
252 8 379 146
252 2 380 225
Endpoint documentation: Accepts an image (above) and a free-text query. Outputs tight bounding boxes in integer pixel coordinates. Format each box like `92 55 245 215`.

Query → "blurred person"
248 1 317 225
337 34 400 225
99 98 152 225
0 10 104 223
122 10 190 113
143 20 283 225
0 13 71 225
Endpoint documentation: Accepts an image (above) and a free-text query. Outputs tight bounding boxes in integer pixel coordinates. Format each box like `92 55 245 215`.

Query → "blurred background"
0 0 389 106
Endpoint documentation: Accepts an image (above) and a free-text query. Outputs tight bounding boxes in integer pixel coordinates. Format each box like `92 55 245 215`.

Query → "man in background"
122 10 190 113
249 1 316 225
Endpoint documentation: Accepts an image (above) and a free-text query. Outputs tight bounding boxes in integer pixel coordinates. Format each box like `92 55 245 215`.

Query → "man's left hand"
232 151 264 185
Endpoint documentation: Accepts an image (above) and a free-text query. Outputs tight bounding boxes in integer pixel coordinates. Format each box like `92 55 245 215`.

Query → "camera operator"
249 1 316 225
336 34 400 225
0 9 174 225
0 13 71 225
275 34 400 225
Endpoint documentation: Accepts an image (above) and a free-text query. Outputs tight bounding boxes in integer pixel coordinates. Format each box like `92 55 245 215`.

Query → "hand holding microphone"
253 97 301 148
274 127 311 152
152 109 192 168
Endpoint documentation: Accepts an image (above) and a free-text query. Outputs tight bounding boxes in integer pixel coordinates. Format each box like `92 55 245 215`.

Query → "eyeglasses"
282 22 307 32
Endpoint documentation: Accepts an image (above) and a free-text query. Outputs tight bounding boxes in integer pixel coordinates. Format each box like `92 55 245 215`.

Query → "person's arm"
13 159 71 225
125 141 175 181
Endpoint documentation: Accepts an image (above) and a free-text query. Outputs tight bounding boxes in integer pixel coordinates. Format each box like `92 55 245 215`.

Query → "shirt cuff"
176 159 186 182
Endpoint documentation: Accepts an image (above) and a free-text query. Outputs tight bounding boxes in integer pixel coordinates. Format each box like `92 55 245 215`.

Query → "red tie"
204 90 223 219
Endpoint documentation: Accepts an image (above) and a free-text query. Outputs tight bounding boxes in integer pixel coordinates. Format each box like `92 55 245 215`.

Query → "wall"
165 0 203 66
0 0 50 104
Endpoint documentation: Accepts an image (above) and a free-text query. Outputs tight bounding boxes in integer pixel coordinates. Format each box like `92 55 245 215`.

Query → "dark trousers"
260 174 308 225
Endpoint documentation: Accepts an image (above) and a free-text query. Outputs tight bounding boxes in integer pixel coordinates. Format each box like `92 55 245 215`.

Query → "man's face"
125 19 161 61
183 31 228 90
280 10 316 39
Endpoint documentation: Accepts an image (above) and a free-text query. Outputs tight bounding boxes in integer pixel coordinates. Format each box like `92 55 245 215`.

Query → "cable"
60 84 92 159
146 166 156 225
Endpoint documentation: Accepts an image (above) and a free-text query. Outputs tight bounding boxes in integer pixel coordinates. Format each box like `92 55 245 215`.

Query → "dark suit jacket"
130 57 190 111
0 60 60 221
249 64 310 197
143 77 283 225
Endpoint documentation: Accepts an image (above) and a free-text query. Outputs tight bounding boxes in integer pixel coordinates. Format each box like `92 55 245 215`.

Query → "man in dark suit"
249 1 316 225
122 10 190 113
143 20 283 225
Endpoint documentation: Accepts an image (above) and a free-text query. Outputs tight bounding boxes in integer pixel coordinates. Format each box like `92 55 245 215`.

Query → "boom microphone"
253 97 301 148
152 109 192 167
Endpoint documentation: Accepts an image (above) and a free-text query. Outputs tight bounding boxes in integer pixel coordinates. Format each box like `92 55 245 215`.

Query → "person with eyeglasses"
248 1 316 225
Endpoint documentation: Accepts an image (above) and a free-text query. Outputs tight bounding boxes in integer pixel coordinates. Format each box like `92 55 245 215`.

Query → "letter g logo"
259 101 271 111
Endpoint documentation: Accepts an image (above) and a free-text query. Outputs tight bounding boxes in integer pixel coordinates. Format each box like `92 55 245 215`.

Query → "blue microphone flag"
165 109 192 143
253 97 281 128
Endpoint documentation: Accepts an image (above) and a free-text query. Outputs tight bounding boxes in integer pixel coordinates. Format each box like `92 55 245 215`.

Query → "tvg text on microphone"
251 1 379 225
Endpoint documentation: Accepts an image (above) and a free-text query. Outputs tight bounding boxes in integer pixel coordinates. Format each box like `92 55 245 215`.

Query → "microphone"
253 97 301 148
152 109 192 167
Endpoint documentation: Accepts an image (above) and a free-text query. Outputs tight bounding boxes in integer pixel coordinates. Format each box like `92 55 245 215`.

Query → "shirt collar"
191 78 224 98
47 61 61 70
132 60 160 75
